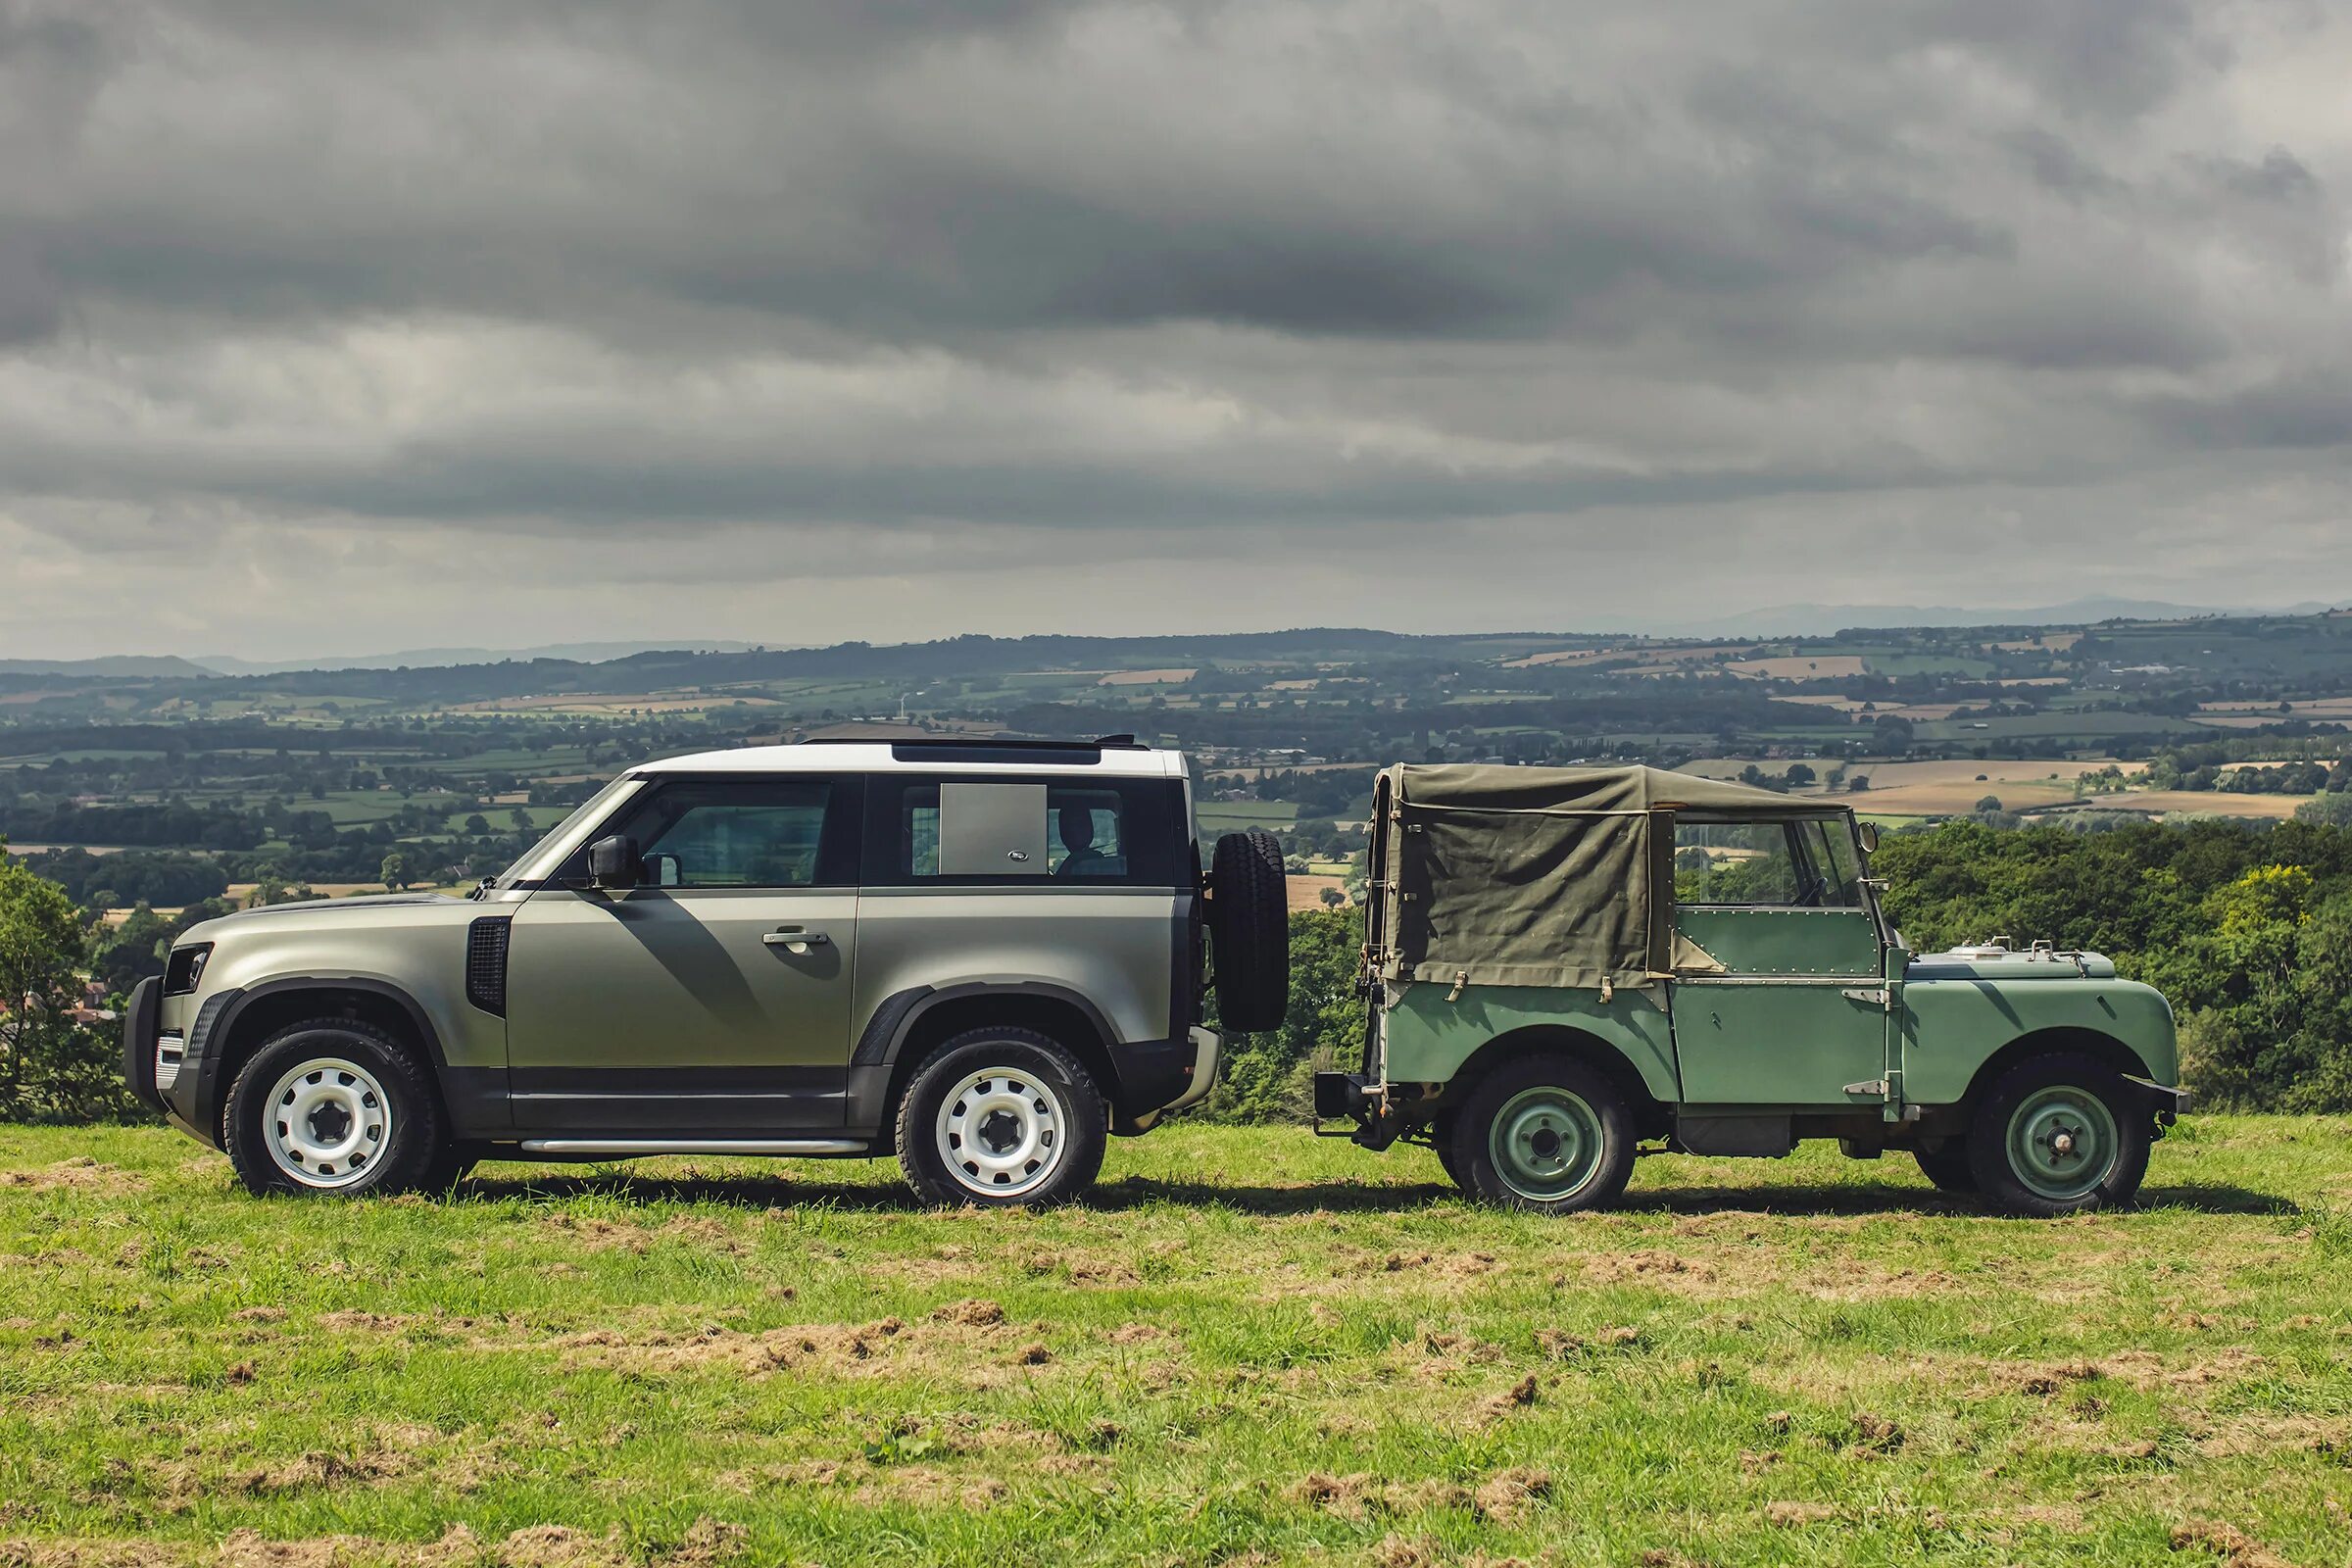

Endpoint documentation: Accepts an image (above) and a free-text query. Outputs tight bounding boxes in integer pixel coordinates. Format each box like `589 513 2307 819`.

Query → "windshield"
492 773 640 887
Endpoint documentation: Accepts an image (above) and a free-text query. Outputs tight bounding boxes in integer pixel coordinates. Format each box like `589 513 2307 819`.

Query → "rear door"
1666 814 1889 1107
504 775 861 1131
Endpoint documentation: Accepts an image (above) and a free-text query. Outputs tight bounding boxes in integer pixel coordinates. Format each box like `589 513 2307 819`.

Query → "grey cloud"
1 0 2349 660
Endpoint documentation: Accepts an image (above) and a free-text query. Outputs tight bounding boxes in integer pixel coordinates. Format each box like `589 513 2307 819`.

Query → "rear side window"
868 776 1180 886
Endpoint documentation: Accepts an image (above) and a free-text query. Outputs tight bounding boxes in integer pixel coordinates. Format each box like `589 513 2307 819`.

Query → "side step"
516 1139 866 1156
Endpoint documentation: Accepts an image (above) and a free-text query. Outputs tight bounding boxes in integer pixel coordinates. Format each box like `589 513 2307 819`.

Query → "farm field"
3 1121 2348 1567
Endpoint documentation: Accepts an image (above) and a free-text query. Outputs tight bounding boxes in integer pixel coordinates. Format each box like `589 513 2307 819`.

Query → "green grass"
3 1120 2350 1565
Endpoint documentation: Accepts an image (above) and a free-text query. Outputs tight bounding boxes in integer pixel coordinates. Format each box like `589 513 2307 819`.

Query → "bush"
0 855 142 1123
1198 908 1365 1124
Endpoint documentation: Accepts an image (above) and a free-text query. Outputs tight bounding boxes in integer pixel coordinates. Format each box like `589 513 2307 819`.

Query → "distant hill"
188 639 774 675
1651 598 2340 638
0 656 215 678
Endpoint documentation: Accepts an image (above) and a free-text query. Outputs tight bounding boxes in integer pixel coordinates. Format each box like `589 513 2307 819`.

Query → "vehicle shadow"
454 1171 2293 1219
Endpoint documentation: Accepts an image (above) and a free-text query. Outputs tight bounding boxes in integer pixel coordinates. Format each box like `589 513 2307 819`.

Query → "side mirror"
1857 821 1881 854
587 835 641 890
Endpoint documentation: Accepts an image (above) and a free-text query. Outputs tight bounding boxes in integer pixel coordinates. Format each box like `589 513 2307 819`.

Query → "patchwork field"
3 1121 2349 1567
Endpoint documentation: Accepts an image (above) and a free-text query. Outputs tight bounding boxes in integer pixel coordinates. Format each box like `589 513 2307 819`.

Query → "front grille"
155 1033 185 1095
466 917 511 1015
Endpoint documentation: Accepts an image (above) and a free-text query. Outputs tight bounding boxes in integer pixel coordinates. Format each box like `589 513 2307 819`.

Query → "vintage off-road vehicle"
121 736 1290 1205
1317 764 2186 1215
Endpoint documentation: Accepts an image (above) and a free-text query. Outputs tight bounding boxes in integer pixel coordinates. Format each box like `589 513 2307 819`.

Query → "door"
505 776 859 1131
1666 814 1889 1106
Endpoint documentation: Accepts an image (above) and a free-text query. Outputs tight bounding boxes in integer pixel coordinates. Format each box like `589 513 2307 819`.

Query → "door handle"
761 929 830 952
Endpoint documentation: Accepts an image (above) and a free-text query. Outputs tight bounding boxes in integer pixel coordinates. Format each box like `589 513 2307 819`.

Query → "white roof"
635 742 1184 779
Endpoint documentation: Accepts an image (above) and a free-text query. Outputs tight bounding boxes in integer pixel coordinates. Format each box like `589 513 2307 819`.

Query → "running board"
517 1138 866 1156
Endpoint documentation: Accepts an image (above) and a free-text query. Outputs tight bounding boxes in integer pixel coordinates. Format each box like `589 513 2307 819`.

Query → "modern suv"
122 736 1291 1205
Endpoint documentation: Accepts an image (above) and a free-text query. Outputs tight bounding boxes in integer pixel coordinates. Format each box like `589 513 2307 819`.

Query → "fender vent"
466 916 511 1016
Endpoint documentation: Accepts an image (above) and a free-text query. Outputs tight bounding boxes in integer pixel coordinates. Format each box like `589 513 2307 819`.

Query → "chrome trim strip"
516 1138 865 1155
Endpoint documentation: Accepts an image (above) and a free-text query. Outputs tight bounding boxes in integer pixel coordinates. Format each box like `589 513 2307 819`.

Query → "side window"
616 780 838 888
1048 790 1126 879
876 778 1160 885
1675 818 1863 907
1674 820 1801 906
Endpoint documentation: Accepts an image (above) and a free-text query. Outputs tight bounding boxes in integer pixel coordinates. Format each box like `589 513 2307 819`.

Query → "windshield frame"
492 773 645 888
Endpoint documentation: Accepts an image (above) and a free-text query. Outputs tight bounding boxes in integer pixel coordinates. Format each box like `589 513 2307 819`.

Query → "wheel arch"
1438 1024 1672 1140
1955 1026 2155 1114
864 984 1122 1150
204 979 448 1133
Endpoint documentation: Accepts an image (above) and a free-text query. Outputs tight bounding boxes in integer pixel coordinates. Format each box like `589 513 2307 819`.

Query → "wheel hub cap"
263 1057 391 1190
936 1068 1066 1199
2006 1086 2119 1202
1489 1085 1604 1202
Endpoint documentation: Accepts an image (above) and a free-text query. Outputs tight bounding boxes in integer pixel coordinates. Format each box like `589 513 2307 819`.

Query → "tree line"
11 816 2352 1125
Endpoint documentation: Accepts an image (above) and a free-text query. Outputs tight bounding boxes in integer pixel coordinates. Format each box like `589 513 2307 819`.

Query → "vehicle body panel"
1378 980 1679 1103
1900 971 2178 1105
504 884 860 1130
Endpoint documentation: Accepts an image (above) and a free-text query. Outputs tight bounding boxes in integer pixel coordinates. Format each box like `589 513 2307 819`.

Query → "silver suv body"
121 736 1267 1205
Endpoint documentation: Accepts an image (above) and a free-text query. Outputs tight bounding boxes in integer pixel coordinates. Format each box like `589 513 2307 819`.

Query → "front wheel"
1449 1055 1636 1214
896 1029 1107 1208
1966 1052 2150 1217
221 1020 450 1198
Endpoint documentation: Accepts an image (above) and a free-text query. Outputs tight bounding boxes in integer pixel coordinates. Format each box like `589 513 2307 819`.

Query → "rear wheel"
1450 1055 1635 1214
1966 1052 2150 1216
1912 1139 1978 1195
896 1028 1107 1208
1431 1114 1469 1192
221 1020 449 1198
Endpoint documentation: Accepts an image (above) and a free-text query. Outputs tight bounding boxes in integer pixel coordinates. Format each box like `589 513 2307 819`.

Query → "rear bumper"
1161 1026 1222 1113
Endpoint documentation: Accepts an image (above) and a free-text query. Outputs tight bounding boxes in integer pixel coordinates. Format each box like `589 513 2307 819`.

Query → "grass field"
3 1121 2350 1566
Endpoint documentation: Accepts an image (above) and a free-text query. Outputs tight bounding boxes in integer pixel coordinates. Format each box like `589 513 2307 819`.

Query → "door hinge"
1841 987 1890 1007
1842 1078 1889 1097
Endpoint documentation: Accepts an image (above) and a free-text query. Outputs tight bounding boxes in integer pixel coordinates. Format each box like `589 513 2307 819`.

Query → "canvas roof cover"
1369 763 1842 990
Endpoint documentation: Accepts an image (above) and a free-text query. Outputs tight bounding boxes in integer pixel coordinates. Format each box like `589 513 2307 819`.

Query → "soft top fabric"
1370 763 1843 991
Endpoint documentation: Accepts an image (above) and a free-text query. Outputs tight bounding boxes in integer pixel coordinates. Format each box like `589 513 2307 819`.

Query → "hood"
1907 945 2118 981
178 892 468 943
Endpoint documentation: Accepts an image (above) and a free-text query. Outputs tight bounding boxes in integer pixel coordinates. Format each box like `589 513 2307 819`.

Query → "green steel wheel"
1488 1086 1606 1202
1451 1055 1635 1214
1967 1051 2151 1217
2005 1086 2120 1202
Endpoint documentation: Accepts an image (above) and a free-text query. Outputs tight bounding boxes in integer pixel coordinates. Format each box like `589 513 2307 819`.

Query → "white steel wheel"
263 1056 393 1190
934 1066 1068 1199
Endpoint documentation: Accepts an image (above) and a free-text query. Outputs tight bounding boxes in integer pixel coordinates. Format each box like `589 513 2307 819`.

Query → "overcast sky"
4 0 2350 661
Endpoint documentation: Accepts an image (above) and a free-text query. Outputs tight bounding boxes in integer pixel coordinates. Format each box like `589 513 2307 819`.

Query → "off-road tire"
1912 1139 1978 1195
1208 829 1290 1033
1431 1113 1470 1192
1450 1054 1636 1214
221 1019 449 1199
1966 1052 2151 1217
417 1142 481 1194
896 1028 1108 1208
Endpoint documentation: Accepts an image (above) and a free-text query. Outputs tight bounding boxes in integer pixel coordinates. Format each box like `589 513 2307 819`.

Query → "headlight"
164 943 213 996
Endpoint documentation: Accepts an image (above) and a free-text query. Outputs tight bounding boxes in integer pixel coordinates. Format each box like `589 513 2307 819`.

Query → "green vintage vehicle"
1314 764 2187 1216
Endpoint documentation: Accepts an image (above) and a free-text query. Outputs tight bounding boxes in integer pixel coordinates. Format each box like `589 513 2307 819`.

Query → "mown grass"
3 1119 2349 1566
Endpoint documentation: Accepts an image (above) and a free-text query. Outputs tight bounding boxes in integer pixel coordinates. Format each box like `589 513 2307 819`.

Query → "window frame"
860 773 1186 889
1672 812 1866 911
549 775 863 891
